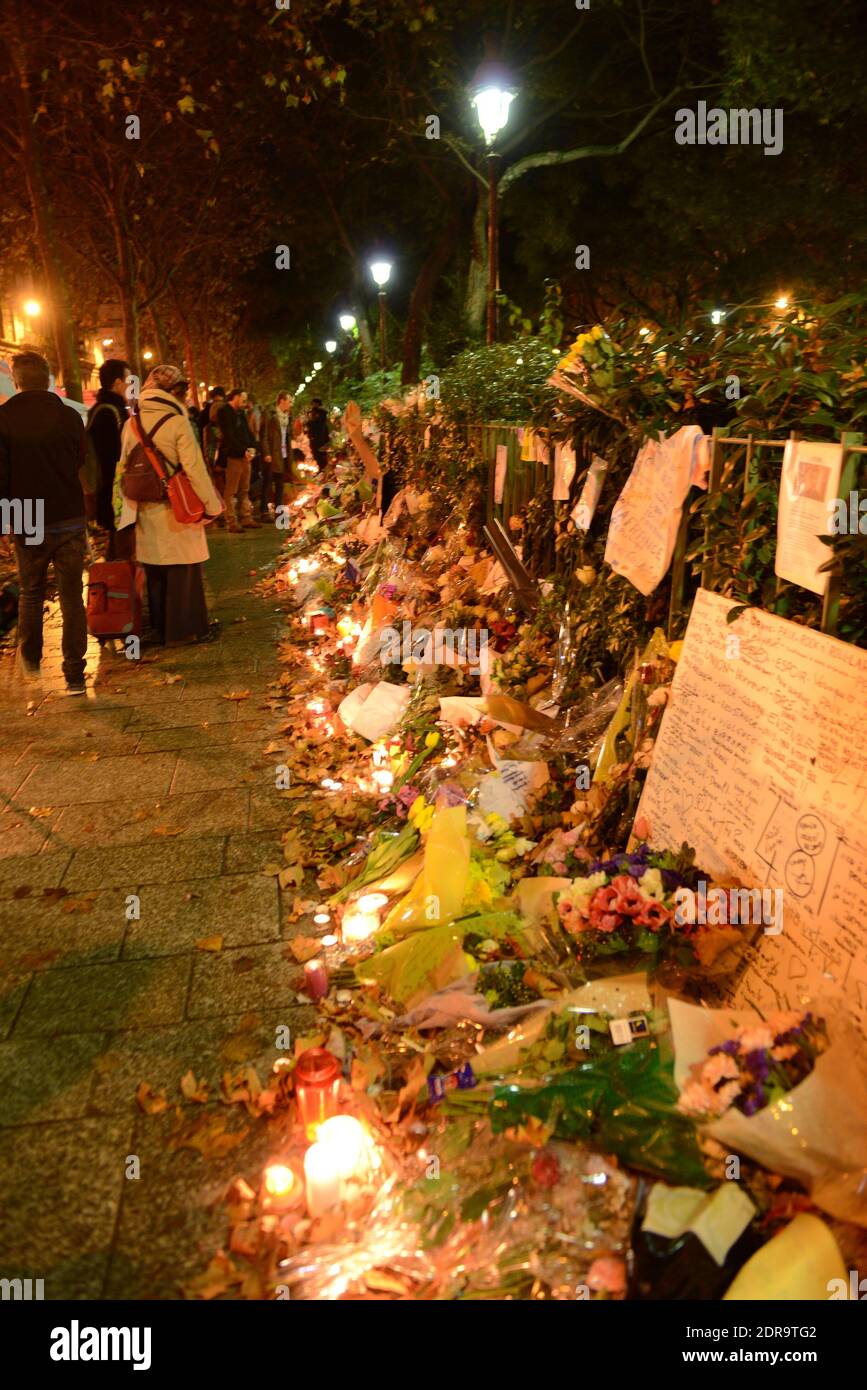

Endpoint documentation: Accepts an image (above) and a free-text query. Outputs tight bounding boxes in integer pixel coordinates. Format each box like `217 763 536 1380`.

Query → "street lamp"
313 361 323 371
325 340 337 354
339 313 356 332
471 55 517 346
143 349 154 360
23 299 41 318
369 259 392 370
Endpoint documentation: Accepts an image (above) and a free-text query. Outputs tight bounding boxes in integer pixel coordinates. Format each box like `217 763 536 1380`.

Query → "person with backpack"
0 352 89 693
86 358 129 558
116 364 223 645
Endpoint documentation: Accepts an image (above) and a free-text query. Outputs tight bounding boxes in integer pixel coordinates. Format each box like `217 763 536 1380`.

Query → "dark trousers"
144 562 208 645
14 529 88 681
258 463 285 514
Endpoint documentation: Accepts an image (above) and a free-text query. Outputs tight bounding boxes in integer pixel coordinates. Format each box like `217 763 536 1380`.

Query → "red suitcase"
86 560 145 640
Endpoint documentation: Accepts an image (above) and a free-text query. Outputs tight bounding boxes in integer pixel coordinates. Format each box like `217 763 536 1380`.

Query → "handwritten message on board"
635 589 867 1032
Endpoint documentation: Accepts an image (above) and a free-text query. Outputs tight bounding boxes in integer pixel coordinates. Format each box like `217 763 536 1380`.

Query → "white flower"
639 867 666 902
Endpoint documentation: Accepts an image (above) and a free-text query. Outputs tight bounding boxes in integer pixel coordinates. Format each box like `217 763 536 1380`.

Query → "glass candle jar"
294 1047 341 1140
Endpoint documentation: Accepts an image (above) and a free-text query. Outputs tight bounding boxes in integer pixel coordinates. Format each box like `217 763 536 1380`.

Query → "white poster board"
775 439 843 596
635 589 867 1033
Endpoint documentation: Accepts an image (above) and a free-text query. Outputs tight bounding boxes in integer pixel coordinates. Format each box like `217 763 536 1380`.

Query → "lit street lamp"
325 340 337 354
339 313 356 332
23 299 41 318
369 259 392 370
471 54 517 346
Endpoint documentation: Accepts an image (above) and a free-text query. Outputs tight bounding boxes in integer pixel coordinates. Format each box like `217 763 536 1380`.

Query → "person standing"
87 357 129 558
259 390 292 518
216 388 260 532
306 396 330 472
116 365 223 645
0 352 89 694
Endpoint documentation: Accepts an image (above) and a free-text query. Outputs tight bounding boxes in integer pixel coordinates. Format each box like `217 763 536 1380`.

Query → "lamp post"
471 62 516 346
338 314 356 333
369 260 392 370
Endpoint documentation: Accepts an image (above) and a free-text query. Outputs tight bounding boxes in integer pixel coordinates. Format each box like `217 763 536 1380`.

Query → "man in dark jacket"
216 388 259 531
0 352 89 693
306 397 330 471
86 357 129 556
258 390 293 517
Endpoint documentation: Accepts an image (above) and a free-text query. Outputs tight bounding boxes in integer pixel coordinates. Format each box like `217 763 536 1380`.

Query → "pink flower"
634 899 672 931
678 1079 720 1115
586 1256 626 1296
767 1010 804 1036
738 1025 774 1052
610 875 644 917
702 1053 740 1086
715 1080 742 1112
772 1043 798 1061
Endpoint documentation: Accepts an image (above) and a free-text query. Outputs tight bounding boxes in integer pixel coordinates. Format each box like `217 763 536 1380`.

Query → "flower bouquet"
553 843 725 974
670 998 867 1225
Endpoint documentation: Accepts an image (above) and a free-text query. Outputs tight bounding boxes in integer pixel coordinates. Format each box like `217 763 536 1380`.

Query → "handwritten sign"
635 589 867 1033
604 427 707 595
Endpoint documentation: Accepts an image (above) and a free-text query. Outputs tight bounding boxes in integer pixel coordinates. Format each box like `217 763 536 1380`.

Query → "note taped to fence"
604 426 703 595
494 445 508 504
775 439 843 596
634 588 867 1033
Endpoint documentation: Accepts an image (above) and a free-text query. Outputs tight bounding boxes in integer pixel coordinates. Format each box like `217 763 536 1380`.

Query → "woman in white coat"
117 364 223 645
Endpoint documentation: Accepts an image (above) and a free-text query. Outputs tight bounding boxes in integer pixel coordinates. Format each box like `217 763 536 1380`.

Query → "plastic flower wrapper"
488 1017 711 1190
669 997 867 1226
378 804 470 936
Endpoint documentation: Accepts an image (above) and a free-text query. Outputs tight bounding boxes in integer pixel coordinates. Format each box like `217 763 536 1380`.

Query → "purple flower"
710 1040 740 1057
744 1049 770 1079
660 869 681 893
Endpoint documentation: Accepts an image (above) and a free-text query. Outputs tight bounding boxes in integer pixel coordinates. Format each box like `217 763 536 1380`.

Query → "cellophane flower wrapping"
669 997 867 1226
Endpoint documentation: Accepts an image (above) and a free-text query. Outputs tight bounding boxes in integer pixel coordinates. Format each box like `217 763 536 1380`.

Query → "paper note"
494 445 508 504
775 439 843 596
572 454 607 530
604 426 705 595
635 589 867 1033
553 443 577 500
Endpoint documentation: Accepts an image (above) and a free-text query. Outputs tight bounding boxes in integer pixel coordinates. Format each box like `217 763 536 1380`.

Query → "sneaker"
65 680 87 697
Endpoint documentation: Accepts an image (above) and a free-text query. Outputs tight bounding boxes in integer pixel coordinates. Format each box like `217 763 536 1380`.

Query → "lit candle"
317 1116 369 1183
294 1047 341 1140
304 1143 341 1218
342 909 379 943
303 958 329 1000
262 1160 302 1213
372 768 393 792
356 893 388 915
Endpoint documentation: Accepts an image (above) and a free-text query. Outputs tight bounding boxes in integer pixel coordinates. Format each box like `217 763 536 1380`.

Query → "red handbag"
129 412 207 525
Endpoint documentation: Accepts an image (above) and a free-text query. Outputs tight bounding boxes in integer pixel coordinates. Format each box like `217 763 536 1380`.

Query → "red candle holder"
294 1047 341 1140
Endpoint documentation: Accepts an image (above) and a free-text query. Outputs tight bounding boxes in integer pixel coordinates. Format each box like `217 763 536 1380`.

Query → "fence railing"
465 421 865 642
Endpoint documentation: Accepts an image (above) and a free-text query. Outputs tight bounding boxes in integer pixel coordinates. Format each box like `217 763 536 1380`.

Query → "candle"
304 1143 341 1218
356 893 388 915
316 1116 369 1183
372 768 393 792
262 1160 303 1213
342 909 378 944
294 1047 341 1140
303 958 329 1000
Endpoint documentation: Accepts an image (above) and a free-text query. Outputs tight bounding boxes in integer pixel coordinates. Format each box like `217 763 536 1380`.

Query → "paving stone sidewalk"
0 528 317 1299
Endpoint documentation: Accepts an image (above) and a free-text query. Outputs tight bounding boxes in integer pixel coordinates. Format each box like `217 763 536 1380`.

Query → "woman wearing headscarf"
117 365 223 645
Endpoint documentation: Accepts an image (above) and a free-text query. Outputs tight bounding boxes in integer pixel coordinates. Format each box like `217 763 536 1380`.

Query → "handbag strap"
130 411 179 483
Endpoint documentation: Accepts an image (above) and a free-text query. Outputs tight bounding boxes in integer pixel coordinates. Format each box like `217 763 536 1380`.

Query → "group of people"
0 350 331 693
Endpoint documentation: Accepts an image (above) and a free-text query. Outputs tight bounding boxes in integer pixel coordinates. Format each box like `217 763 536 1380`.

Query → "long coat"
117 389 223 566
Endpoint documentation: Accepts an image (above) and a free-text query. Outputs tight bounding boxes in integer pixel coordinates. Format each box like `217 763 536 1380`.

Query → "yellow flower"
592 324 604 340
425 731 440 750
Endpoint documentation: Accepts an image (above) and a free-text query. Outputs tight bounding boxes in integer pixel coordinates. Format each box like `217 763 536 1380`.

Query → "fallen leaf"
29 807 53 818
196 934 224 952
287 935 321 963
278 864 304 890
180 1069 210 1103
151 825 183 837
12 885 32 899
222 690 251 701
136 1081 169 1114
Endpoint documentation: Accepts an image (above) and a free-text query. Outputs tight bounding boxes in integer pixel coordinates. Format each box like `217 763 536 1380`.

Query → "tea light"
342 909 379 944
356 893 388 915
313 911 331 925
372 768 394 792
262 1159 303 1213
304 1143 341 1218
316 1115 369 1183
303 958 329 1000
